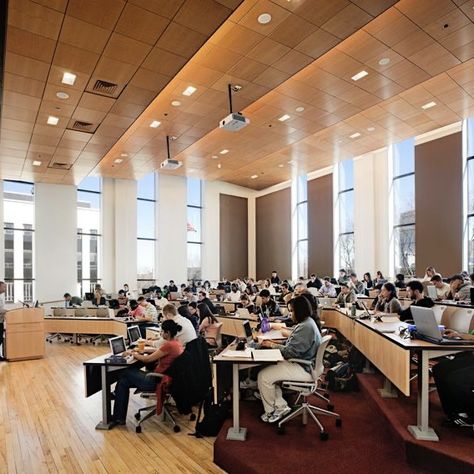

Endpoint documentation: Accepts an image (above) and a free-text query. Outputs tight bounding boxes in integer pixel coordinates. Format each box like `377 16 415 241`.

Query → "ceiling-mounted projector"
160 159 182 170
219 112 250 132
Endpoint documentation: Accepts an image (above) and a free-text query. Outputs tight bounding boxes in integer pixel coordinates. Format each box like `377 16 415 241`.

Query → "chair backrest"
53 307 66 317
307 287 319 296
312 334 332 381
449 308 474 334
96 307 110 318
431 305 446 325
82 300 93 308
74 307 87 317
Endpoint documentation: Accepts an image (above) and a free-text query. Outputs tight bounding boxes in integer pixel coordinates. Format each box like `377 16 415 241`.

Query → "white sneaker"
261 412 273 423
268 406 292 423
253 391 262 400
240 379 257 389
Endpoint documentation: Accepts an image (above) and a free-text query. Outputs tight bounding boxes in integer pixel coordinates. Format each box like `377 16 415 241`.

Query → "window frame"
337 160 355 271
186 178 203 281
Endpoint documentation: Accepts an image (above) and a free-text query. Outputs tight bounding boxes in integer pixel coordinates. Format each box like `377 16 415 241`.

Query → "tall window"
187 178 202 281
392 138 415 276
3 181 35 303
137 173 156 291
296 175 308 277
337 159 354 271
77 177 101 296
466 118 474 272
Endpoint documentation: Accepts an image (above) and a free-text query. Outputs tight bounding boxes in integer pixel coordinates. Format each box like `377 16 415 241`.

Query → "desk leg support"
377 378 398 398
226 364 247 441
408 351 439 442
95 366 114 430
363 359 374 374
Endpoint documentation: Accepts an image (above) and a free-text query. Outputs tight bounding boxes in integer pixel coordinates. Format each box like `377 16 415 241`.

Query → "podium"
5 308 45 361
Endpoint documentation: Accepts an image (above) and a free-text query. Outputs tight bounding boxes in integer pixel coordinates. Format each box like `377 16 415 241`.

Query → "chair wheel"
135 426 142 433
327 404 334 412
277 426 285 435
320 431 329 441
134 413 141 421
189 413 196 421
336 418 342 427
173 425 181 433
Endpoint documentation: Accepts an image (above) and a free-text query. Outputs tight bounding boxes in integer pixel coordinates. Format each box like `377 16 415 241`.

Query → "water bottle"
351 303 357 318
261 317 270 333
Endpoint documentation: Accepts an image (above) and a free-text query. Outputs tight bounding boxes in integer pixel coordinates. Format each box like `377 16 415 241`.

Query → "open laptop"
127 325 141 346
318 297 333 307
426 285 437 300
109 336 127 355
216 305 226 316
411 307 473 345
242 320 254 344
236 307 250 318
169 292 178 301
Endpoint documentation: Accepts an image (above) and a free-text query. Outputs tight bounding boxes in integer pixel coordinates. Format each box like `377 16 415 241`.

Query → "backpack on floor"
326 362 359 392
194 392 230 437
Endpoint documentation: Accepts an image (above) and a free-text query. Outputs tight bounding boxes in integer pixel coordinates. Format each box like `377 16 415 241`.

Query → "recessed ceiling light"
61 72 76 85
295 106 305 112
350 132 361 138
351 70 369 81
421 101 437 110
367 127 375 132
47 116 59 126
288 160 295 164
211 155 218 159
378 57 390 66
32 161 41 166
278 114 290 122
150 120 161 128
278 164 284 168
182 86 197 96
217 163 222 169
258 13 272 24
56 91 69 99
114 158 123 164
189 169 196 173
171 100 181 107
220 149 229 155
120 153 128 157
250 174 258 179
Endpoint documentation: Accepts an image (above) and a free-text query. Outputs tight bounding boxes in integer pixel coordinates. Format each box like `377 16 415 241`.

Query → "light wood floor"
0 343 224 474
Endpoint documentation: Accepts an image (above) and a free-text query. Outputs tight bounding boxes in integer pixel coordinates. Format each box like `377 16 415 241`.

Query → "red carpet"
214 390 427 474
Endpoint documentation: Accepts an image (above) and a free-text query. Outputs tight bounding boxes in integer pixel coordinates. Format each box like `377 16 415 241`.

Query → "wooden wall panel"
308 174 334 277
415 132 462 277
219 194 248 280
256 187 291 280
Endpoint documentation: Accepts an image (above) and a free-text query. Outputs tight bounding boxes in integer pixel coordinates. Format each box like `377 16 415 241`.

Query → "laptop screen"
127 326 141 344
109 336 126 355
242 320 253 342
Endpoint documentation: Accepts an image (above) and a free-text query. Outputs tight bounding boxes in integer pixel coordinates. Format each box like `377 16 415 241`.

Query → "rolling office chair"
277 335 342 440
46 308 72 343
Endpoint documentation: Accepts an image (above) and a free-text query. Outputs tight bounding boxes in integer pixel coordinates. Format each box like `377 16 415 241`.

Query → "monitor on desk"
85 292 94 301
127 325 141 345
242 320 253 344
109 336 127 355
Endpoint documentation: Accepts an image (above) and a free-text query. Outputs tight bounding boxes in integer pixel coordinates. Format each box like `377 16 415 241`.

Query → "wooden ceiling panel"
268 12 318 48
156 22 209 57
321 3 372 39
59 16 111 54
7 27 56 63
4 52 50 82
128 0 186 19
66 0 126 29
294 28 340 59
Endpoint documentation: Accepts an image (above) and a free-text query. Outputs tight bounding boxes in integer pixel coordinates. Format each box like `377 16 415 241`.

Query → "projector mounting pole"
227 83 233 114
166 135 171 159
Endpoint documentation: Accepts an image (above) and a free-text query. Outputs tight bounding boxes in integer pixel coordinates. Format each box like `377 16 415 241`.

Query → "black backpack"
194 392 230 437
326 362 359 392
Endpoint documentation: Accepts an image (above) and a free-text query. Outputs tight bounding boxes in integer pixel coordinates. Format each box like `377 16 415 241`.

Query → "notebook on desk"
258 329 286 340
251 349 283 362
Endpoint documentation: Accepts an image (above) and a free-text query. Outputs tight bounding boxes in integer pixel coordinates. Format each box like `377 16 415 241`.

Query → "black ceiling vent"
48 162 72 170
71 120 94 132
92 79 118 96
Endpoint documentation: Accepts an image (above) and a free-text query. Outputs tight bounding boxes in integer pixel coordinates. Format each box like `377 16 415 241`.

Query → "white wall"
35 183 77 302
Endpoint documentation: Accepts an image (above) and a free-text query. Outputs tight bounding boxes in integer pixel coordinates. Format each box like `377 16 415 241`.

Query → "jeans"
113 367 158 421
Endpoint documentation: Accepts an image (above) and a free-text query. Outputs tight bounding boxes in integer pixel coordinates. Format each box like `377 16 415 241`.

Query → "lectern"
5 307 45 361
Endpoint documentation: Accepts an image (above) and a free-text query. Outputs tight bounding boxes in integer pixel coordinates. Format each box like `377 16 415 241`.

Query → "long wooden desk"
323 308 474 441
44 317 129 338
216 314 259 337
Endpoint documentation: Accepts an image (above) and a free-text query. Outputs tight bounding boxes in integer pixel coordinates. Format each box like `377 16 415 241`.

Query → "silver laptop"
127 325 141 346
236 307 250 318
318 297 333 307
426 285 437 300
411 307 472 345
109 336 127 355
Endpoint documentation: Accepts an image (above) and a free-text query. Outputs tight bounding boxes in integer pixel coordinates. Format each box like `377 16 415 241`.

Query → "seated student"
202 280 211 291
447 274 471 301
112 319 184 425
337 269 349 285
307 274 322 290
128 299 144 319
431 274 450 300
237 294 255 313
152 304 197 350
154 291 168 309
374 271 387 288
432 328 474 425
348 273 364 294
335 283 356 306
117 290 128 307
270 270 281 285
278 282 292 303
183 287 197 302
374 282 401 314
254 289 281 317
263 278 277 295
394 273 406 289
225 284 241 302
197 290 217 314
257 296 321 423
178 304 199 334
122 283 130 296
94 284 105 306
320 277 337 297
64 293 82 307
198 308 220 347
398 280 434 321
299 290 321 331
363 272 373 290
422 266 437 283
293 282 307 296
168 280 178 293
137 296 158 322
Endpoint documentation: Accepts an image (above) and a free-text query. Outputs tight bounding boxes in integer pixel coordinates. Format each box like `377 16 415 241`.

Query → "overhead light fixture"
47 116 59 125
351 70 368 81
258 13 272 24
114 158 123 164
288 160 295 164
220 149 229 155
378 58 390 66
350 132 361 138
278 114 290 122
120 153 128 157
217 163 222 169
295 106 305 112
421 101 437 110
32 161 41 166
211 155 218 159
171 100 181 107
150 120 161 128
250 174 258 179
56 91 69 99
367 127 375 132
61 72 76 85
278 164 284 168
182 86 197 96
